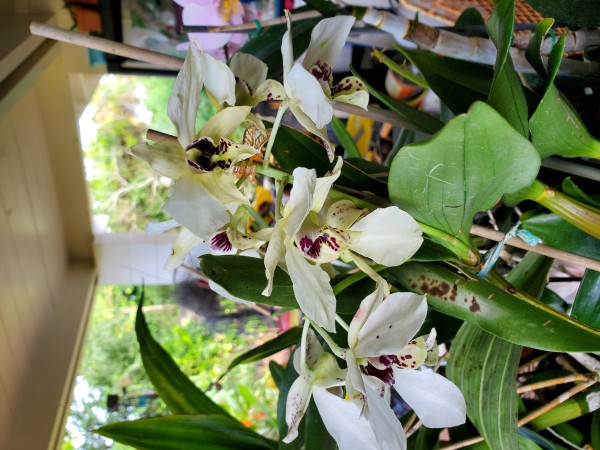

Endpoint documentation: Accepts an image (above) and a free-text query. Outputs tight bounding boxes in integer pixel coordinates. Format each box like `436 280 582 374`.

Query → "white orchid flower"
282 14 369 161
343 282 467 449
293 199 423 271
262 160 343 331
229 52 286 107
283 327 346 443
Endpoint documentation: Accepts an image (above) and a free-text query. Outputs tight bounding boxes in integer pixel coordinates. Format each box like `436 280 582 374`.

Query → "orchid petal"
326 200 366 230
164 228 204 269
168 45 204 147
285 242 336 332
331 76 369 109
283 167 316 238
282 376 312 443
229 52 267 93
312 157 343 213
312 353 347 388
313 388 380 450
131 141 187 179
196 170 248 213
392 367 467 428
333 89 370 110
354 293 427 358
262 221 285 296
282 11 295 81
348 281 387 349
162 173 229 240
288 63 334 130
364 386 407 450
288 102 335 162
293 328 324 373
254 79 286 103
199 106 252 143
302 16 355 71
345 351 367 401
197 50 236 105
349 206 423 267
146 219 180 236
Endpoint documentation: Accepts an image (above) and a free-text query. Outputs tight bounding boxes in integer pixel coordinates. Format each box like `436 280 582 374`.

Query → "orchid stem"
332 265 386 295
300 319 311 371
255 165 291 182
263 99 289 169
417 221 481 267
335 314 350 332
243 204 269 230
307 319 345 358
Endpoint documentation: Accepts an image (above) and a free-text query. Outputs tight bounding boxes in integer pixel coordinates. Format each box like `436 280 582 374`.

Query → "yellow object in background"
345 114 374 158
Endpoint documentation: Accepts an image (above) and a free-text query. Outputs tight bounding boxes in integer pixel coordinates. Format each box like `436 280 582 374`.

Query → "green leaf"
562 177 600 208
398 48 492 114
272 125 333 176
135 298 232 417
486 0 529 136
521 213 600 261
338 158 389 198
529 386 600 431
529 36 600 159
447 323 521 450
331 115 361 159
304 399 336 450
223 327 303 376
389 101 540 248
455 7 486 28
239 15 321 78
386 261 600 351
518 427 566 449
95 415 274 450
350 67 444 134
526 0 600 29
571 269 600 329
592 410 600 450
505 252 553 298
525 18 555 78
269 361 285 389
301 0 338 16
200 255 369 316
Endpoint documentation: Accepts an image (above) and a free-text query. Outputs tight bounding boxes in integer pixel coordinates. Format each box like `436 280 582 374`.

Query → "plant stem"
335 314 350 332
243 204 269 230
307 320 345 358
371 48 429 89
332 265 386 295
517 179 600 239
417 222 481 267
263 100 289 168
255 165 291 182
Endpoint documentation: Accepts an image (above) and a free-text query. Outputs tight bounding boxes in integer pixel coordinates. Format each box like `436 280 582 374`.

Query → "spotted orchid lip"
186 137 234 171
360 355 400 385
298 230 341 260
309 60 333 84
209 231 233 253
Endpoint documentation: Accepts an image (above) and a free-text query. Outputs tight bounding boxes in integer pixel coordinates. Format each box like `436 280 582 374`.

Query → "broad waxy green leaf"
521 213 600 261
223 327 303 376
96 415 274 450
386 262 600 351
398 48 492 115
270 361 285 389
350 68 444 135
528 31 600 159
571 269 600 329
486 0 529 136
447 323 521 450
135 299 232 417
389 101 540 248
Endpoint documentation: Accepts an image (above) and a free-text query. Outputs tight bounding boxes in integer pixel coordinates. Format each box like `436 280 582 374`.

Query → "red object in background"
66 0 102 33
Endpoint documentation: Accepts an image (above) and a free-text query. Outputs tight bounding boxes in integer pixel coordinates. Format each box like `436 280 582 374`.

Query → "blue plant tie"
249 20 263 39
478 222 521 278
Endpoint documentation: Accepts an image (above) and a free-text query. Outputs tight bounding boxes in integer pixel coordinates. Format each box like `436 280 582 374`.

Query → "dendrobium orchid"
262 160 343 332
282 14 369 161
344 282 467 449
283 326 346 443
229 52 286 107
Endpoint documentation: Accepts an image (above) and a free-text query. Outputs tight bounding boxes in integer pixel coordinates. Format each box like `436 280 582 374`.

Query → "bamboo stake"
30 22 425 131
183 10 321 33
517 373 597 394
30 22 184 70
470 224 600 272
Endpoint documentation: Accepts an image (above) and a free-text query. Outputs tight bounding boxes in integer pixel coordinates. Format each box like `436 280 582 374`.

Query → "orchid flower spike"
343 282 467 449
282 13 369 161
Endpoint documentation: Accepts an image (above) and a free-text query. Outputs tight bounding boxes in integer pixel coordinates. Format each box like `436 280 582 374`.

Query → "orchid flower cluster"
132 12 466 450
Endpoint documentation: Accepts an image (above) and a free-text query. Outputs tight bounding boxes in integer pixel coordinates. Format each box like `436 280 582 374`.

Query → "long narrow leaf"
96 415 274 450
331 116 361 159
571 269 600 329
223 327 303 376
136 298 231 417
386 262 600 352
